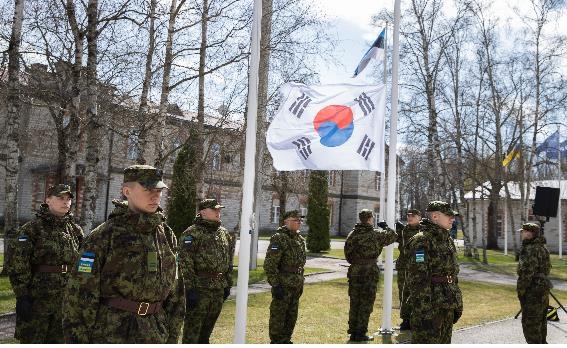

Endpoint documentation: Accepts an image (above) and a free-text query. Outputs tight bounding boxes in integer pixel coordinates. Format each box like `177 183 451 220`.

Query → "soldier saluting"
264 210 307 344
62 165 185 343
406 201 463 344
344 209 397 342
7 184 84 343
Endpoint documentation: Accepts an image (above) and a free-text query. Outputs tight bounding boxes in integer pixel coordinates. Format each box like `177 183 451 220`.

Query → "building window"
375 172 381 191
211 143 221 170
127 130 141 160
328 171 337 187
272 205 280 223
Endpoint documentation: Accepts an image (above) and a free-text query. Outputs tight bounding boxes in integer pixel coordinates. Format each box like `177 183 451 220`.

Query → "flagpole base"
373 328 411 344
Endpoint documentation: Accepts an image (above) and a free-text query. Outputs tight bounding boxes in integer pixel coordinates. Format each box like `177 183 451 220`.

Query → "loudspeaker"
533 186 560 217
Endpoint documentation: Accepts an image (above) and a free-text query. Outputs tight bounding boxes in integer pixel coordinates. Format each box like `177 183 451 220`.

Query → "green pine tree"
167 141 197 239
306 170 330 252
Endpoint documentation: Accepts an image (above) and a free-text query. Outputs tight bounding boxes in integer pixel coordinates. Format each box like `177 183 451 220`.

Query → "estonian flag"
353 28 386 77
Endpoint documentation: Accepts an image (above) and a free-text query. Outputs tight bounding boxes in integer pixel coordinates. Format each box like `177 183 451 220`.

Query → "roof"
463 180 567 200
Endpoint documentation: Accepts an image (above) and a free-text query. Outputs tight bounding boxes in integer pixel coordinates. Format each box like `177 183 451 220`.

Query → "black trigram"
357 134 375 160
289 92 311 118
292 137 312 160
354 92 375 116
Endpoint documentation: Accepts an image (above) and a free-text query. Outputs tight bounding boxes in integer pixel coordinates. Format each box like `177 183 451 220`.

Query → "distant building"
463 180 567 253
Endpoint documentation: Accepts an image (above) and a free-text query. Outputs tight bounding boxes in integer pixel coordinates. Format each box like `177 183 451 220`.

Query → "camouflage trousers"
397 268 412 321
347 277 378 335
410 308 454 343
15 296 64 344
183 288 224 344
519 288 549 344
269 285 303 344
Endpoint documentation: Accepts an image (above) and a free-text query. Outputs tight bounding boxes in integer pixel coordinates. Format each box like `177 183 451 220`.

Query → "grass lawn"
461 249 567 280
209 276 566 344
308 247 401 261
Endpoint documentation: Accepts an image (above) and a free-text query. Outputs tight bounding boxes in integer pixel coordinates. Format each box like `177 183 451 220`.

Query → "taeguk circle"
313 105 354 147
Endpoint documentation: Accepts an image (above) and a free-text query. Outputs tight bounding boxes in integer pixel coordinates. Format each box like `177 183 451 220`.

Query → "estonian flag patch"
78 251 95 273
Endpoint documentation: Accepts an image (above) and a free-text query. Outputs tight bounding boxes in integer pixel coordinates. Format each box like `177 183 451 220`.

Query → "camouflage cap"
521 222 540 234
46 184 74 198
425 201 459 216
407 208 422 216
283 210 304 220
198 198 225 210
123 165 167 189
359 209 374 220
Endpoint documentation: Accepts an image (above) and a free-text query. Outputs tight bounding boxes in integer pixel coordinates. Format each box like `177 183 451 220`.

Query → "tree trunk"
3 0 25 273
195 0 208 199
80 0 101 234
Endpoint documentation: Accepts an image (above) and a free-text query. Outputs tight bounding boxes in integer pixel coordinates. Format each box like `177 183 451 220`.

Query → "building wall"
462 199 567 254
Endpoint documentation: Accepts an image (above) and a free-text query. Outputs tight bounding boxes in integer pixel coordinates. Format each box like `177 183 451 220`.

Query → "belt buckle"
61 265 68 273
447 275 453 284
137 302 150 316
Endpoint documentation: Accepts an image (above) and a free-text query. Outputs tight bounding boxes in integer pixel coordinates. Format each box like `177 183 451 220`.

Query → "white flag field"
266 82 386 171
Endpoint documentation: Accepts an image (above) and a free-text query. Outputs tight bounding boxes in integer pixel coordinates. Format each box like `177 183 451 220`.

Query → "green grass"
461 249 567 280
209 276 565 343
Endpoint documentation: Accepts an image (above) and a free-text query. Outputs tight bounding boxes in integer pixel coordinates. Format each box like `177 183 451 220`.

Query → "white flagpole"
378 23 388 266
558 125 563 259
380 0 400 334
234 0 262 343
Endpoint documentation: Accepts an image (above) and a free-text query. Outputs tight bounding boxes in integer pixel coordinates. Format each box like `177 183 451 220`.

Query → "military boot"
399 319 411 330
350 333 374 342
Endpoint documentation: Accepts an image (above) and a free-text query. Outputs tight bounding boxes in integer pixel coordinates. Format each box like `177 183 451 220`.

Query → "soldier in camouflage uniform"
517 222 551 344
395 208 421 331
6 184 84 343
179 198 235 344
62 165 185 343
344 209 397 342
264 210 307 344
406 201 463 344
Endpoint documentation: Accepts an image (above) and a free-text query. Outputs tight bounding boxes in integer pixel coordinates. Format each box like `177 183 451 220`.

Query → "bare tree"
2 0 25 273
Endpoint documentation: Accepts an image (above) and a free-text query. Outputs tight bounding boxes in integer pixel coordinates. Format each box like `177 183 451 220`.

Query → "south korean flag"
266 82 386 171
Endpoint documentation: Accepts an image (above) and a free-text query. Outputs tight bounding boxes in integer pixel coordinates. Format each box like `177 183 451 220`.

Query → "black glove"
395 221 405 231
16 296 33 321
453 309 462 324
272 285 285 300
377 221 389 229
223 287 231 301
186 289 199 310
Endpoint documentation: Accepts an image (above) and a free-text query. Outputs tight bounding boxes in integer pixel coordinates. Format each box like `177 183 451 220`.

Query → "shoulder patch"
415 248 425 263
17 235 28 242
270 243 279 251
183 235 194 247
78 251 95 273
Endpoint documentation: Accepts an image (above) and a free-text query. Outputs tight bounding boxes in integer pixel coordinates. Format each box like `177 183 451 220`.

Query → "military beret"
406 208 422 216
425 201 459 216
283 210 304 220
46 184 74 198
521 223 540 234
358 209 374 220
123 165 167 189
198 198 225 210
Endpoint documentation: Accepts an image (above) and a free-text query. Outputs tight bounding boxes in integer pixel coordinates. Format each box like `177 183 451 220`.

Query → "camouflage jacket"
517 236 551 296
406 219 463 312
62 201 185 343
395 224 420 270
178 215 235 290
344 223 397 279
264 226 306 288
6 203 84 298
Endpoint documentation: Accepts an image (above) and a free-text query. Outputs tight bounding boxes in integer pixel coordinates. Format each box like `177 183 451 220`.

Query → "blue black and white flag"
266 82 386 171
353 28 386 77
